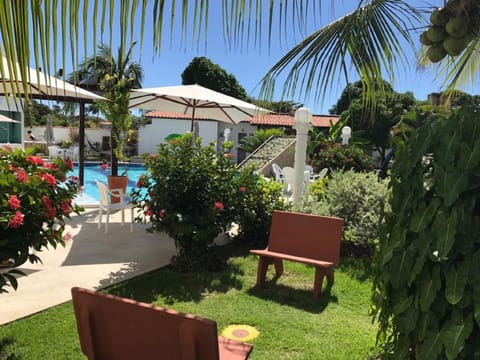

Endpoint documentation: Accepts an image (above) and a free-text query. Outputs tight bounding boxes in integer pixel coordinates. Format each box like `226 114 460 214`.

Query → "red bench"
250 210 343 299
71 287 253 360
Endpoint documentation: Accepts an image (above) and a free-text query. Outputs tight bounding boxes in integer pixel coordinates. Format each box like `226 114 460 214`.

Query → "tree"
23 100 51 127
332 80 416 163
72 43 143 176
181 57 249 100
251 100 303 113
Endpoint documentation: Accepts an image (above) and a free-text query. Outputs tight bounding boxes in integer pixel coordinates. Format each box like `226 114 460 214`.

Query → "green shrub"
232 165 290 248
310 142 375 172
238 128 283 154
303 169 388 247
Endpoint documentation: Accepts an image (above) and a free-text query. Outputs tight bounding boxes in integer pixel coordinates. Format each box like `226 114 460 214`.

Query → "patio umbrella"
129 84 269 131
0 114 18 142
44 115 55 144
0 55 106 185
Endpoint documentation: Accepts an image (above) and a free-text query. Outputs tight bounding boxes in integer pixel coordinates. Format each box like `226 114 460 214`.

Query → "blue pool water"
71 163 147 204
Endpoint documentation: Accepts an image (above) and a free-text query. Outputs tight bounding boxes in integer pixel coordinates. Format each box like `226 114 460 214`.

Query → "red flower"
45 163 58 170
8 163 13 170
69 175 80 183
41 173 57 186
45 207 57 218
61 200 72 214
214 201 224 211
136 175 145 187
239 186 246 193
26 155 45 166
9 211 24 228
64 158 73 170
42 195 53 208
225 153 233 159
15 169 29 183
7 195 20 210
145 208 154 217
159 210 165 218
149 153 156 159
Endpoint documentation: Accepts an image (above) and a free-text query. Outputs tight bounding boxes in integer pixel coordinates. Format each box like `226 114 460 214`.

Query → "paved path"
0 208 176 325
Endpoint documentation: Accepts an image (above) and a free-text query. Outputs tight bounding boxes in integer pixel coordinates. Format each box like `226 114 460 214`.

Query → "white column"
292 107 312 211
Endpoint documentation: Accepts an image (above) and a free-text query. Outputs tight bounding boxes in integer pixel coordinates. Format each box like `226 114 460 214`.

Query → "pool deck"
0 208 177 325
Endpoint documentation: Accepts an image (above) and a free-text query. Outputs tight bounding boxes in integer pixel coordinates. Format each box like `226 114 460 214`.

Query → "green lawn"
0 244 377 359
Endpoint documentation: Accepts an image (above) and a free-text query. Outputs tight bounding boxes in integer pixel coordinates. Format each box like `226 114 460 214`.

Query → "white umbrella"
129 84 269 131
0 56 105 102
0 114 18 143
45 115 55 144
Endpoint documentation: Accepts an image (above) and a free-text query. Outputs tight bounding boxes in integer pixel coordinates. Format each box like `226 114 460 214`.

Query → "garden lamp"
341 126 352 146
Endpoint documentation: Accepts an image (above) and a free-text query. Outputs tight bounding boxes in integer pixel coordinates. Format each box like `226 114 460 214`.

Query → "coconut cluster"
421 7 479 63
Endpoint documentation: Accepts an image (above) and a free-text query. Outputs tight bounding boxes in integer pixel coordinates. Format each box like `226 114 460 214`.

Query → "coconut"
443 35 470 56
420 31 433 46
445 15 469 37
427 44 447 63
427 26 446 42
430 8 449 26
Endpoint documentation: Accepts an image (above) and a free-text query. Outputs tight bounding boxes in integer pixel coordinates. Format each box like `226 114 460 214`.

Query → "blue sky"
46 0 479 114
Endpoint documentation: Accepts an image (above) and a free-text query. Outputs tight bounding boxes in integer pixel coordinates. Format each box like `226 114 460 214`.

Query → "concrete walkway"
0 208 176 325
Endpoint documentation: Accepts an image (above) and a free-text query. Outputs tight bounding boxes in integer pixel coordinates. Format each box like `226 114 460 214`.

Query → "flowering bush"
0 147 82 293
131 133 289 271
310 142 375 172
131 134 238 271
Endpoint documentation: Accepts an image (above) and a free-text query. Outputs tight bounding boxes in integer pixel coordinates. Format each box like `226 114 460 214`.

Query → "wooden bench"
250 210 343 299
71 287 253 360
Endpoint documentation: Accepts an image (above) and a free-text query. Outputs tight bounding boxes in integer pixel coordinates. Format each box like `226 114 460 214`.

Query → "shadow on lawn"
0 336 22 360
336 257 374 282
247 282 338 313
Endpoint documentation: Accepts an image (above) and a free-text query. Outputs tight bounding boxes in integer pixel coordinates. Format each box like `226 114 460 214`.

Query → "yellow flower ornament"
221 324 259 342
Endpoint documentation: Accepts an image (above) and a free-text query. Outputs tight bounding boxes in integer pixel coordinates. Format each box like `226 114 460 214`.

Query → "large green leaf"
472 250 480 326
389 245 416 289
432 209 458 260
396 308 418 334
417 311 439 342
436 127 459 170
445 254 472 305
419 267 441 312
409 198 440 233
434 165 469 207
440 309 473 360
416 330 443 359
458 142 480 171
408 234 431 285
381 224 406 266
392 289 413 314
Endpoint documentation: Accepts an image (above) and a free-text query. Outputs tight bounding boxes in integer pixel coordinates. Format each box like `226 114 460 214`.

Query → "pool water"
71 163 147 204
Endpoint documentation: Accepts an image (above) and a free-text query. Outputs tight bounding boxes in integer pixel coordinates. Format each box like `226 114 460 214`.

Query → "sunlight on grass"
0 244 377 359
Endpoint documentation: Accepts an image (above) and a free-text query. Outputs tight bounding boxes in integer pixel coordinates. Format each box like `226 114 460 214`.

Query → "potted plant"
76 43 143 202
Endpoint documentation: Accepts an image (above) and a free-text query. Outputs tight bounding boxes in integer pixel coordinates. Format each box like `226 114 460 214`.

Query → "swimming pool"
71 163 147 205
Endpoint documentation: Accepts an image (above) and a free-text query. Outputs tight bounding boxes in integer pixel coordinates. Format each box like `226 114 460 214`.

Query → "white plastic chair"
96 181 133 234
282 166 295 194
67 146 79 161
48 145 62 160
271 163 284 182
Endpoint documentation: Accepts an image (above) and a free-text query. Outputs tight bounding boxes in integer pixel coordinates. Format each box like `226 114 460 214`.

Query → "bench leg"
255 257 284 288
313 267 334 299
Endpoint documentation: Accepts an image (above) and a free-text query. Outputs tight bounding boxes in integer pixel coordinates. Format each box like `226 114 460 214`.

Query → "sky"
43 0 480 114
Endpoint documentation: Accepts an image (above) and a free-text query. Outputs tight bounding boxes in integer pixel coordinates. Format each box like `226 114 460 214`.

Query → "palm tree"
71 42 144 176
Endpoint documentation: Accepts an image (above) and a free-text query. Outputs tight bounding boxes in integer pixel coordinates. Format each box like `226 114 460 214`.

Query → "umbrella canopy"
129 84 269 131
0 56 105 102
0 114 18 123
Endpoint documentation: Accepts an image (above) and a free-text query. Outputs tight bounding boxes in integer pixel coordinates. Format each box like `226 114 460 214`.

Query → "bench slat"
250 249 334 268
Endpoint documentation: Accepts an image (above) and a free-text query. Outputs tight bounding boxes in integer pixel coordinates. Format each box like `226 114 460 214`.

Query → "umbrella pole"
190 107 196 132
79 102 85 186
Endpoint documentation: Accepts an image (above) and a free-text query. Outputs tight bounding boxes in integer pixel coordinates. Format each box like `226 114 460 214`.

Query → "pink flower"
7 195 20 210
239 186 246 193
69 175 80 183
159 210 165 218
9 211 24 228
41 173 57 186
26 155 45 166
225 153 233 159
8 163 13 171
137 175 145 187
15 169 29 183
63 232 73 242
45 163 58 170
149 153 156 159
214 201 224 211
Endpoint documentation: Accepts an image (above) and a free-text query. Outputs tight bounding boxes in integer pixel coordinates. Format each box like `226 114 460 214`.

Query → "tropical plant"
373 106 480 359
0 147 82 293
71 42 143 177
303 170 389 248
310 142 375 173
238 128 284 154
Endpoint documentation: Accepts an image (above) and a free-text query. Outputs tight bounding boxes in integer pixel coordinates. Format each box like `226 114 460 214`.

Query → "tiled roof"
246 113 340 128
144 110 210 120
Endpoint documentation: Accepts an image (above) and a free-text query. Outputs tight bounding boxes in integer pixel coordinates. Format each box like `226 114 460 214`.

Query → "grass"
0 243 377 359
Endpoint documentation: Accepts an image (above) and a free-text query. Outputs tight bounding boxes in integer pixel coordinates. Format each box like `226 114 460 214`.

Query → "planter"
107 176 128 204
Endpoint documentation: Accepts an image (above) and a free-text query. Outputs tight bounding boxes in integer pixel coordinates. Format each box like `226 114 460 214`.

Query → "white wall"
138 118 219 155
29 126 110 146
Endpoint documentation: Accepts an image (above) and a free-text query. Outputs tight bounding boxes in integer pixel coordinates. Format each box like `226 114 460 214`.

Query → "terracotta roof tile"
247 113 340 128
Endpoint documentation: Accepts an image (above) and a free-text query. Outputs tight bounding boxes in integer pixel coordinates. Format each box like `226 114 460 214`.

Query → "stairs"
238 136 296 176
